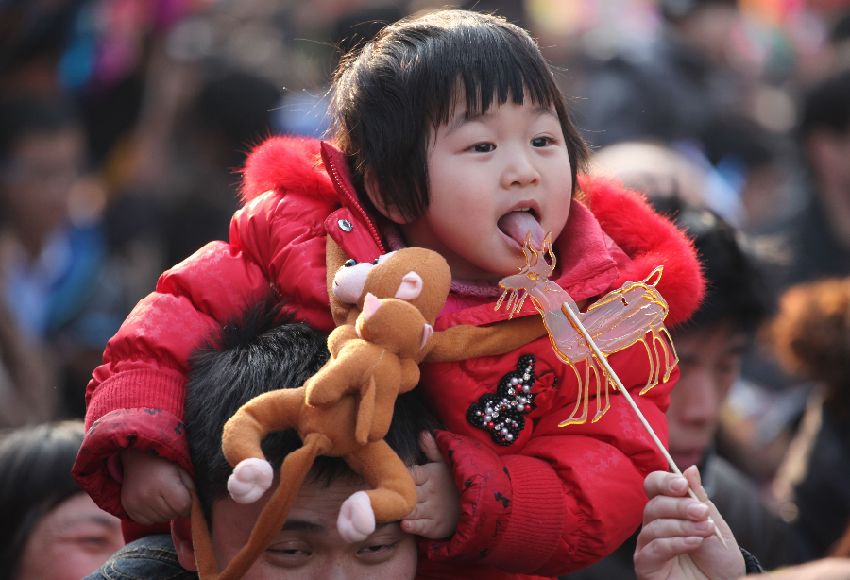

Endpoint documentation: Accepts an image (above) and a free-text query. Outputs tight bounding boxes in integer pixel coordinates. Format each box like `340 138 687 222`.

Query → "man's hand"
634 465 745 580
401 431 460 539
120 449 193 525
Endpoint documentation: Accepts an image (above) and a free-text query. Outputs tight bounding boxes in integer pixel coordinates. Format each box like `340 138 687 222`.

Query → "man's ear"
172 519 199 572
364 169 408 224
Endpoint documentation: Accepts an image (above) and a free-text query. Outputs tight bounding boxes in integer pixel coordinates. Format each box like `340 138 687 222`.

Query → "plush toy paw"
337 491 376 542
228 458 273 504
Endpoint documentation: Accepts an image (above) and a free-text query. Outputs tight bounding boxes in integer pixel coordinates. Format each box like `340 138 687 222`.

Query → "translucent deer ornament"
497 232 726 546
497 233 678 426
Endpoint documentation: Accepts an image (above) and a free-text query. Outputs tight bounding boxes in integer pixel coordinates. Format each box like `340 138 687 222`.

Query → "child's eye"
531 136 555 147
468 143 495 153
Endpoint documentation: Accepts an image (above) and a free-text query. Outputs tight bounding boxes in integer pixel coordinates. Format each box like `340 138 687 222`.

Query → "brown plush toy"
326 240 547 363
190 245 546 579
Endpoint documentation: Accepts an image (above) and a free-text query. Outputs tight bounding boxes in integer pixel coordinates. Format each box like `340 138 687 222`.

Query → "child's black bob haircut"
330 9 588 221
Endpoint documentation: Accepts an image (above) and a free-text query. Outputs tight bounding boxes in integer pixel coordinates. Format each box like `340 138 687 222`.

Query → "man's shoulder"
84 534 197 580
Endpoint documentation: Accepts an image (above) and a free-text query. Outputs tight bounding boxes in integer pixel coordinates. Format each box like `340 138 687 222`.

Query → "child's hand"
120 449 194 525
401 431 460 539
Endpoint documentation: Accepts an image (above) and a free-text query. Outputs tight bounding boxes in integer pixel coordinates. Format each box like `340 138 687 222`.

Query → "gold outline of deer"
497 233 678 427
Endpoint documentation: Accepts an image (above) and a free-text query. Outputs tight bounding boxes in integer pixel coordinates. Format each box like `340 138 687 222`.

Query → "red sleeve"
423 348 677 575
73 200 280 518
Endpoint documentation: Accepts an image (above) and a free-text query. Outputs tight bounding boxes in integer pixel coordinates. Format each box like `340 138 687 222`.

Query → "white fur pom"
228 458 274 504
337 490 376 542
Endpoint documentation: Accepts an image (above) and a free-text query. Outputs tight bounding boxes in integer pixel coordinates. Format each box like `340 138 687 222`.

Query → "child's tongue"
498 211 545 248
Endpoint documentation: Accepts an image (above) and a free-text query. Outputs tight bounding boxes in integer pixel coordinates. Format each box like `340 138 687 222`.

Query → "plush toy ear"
362 292 382 319
395 272 424 300
420 323 433 351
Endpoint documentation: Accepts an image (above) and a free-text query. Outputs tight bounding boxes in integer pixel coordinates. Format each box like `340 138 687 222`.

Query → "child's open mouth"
498 208 544 248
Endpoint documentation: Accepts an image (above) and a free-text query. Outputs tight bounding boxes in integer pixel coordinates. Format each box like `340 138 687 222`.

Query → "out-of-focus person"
574 0 748 148
589 141 708 208
0 420 124 579
764 69 850 289
714 68 850 488
0 94 134 419
770 277 850 560
698 112 789 233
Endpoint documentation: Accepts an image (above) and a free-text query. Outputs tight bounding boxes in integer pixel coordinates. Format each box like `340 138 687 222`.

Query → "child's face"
400 96 572 282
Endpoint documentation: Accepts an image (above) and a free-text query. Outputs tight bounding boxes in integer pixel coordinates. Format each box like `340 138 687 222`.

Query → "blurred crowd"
2 0 850 577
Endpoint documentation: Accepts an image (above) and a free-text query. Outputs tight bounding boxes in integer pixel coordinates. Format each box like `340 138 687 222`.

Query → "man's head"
0 95 83 254
654 198 771 469
176 302 432 578
659 0 741 64
799 69 850 250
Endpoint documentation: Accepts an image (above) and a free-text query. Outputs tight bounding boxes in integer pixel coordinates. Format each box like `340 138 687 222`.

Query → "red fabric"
73 136 703 576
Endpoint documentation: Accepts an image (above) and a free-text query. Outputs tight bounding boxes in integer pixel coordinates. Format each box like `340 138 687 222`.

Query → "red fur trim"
240 136 335 202
580 176 705 327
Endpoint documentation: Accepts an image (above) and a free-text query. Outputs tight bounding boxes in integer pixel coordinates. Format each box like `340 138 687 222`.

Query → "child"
73 9 703 578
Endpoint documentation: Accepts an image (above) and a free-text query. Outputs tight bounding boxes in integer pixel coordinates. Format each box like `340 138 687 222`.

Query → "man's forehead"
281 518 398 535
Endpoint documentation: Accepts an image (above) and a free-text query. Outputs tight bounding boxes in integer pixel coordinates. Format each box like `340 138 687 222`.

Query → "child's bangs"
427 27 561 127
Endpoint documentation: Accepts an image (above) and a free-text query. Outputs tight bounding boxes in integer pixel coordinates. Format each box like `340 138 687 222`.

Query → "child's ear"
172 519 199 571
364 169 409 224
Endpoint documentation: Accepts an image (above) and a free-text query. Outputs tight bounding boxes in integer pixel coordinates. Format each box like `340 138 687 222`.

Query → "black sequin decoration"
466 354 536 446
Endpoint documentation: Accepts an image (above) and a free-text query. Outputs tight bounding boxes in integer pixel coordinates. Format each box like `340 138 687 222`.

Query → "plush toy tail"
196 433 333 580
191 491 220 579
355 376 376 446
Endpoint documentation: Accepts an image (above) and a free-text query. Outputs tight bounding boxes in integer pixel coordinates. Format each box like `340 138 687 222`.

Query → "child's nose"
501 152 540 188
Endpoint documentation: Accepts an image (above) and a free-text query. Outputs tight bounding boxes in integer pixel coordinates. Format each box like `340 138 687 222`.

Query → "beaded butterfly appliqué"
496 233 678 427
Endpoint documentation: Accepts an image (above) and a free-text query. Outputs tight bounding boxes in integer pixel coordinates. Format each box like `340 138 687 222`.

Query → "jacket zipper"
325 153 385 253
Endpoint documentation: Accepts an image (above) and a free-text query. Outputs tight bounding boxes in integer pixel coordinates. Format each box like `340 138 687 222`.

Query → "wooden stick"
560 302 728 547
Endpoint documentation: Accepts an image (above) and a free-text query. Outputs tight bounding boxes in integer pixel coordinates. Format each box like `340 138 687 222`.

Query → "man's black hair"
700 113 779 172
184 299 439 522
652 196 772 334
329 9 587 222
799 69 850 139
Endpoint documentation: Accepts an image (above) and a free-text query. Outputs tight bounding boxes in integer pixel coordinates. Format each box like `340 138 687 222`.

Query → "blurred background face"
810 128 850 250
16 492 124 580
681 6 742 64
667 322 746 469
1 127 83 252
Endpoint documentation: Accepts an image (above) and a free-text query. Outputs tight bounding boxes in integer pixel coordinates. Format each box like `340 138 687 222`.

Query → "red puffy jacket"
73 136 703 578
